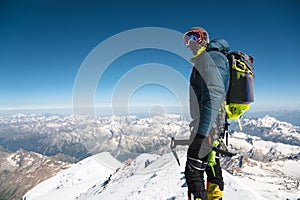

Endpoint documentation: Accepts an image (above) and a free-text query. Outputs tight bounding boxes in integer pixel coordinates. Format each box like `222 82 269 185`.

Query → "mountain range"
0 113 299 199
0 114 191 162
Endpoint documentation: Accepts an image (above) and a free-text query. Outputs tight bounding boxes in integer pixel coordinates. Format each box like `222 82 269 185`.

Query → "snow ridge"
23 152 123 200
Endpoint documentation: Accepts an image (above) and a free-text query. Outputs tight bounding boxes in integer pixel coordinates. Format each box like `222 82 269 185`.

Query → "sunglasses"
183 30 205 45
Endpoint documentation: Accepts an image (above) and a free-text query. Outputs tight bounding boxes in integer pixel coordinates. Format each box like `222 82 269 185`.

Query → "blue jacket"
189 39 230 137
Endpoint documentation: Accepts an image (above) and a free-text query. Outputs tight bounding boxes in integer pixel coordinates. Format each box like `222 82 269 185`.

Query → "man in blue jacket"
183 27 230 200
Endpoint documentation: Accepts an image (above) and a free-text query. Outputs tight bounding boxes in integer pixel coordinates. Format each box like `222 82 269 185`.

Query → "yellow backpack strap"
233 59 254 75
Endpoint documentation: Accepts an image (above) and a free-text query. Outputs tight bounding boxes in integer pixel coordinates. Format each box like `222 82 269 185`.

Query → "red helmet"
183 27 210 45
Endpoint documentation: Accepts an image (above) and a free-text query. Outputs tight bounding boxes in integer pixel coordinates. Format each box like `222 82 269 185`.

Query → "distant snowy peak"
244 115 298 129
254 115 279 127
238 115 300 146
7 148 41 168
6 148 70 170
0 148 70 200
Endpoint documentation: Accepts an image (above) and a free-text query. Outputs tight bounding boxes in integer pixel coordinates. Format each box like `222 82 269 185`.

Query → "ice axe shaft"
170 137 189 166
212 146 236 157
172 138 191 146
170 137 236 166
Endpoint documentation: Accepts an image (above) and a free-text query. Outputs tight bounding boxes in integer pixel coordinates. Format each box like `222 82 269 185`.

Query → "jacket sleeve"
194 51 229 137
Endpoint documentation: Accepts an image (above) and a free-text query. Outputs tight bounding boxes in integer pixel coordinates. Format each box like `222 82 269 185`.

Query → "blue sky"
1 0 300 114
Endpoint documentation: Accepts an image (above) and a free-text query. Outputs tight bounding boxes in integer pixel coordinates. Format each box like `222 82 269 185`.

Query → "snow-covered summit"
24 151 272 200
23 152 123 200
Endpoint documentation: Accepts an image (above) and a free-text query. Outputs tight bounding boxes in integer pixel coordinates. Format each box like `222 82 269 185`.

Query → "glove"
187 134 205 159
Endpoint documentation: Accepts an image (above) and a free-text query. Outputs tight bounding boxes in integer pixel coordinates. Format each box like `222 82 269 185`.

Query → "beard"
186 39 204 55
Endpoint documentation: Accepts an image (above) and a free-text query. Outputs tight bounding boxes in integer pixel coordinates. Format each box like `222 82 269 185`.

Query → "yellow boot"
207 182 223 200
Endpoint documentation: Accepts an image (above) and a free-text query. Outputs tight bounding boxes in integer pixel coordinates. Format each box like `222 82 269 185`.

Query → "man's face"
186 39 202 55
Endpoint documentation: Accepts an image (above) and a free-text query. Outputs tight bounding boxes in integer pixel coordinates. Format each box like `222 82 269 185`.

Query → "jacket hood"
206 39 230 53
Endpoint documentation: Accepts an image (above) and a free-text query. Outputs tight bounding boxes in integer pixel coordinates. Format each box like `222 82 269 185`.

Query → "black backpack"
225 51 255 120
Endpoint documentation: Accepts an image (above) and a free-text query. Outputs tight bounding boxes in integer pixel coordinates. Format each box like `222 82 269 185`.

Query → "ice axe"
170 137 190 166
170 137 236 166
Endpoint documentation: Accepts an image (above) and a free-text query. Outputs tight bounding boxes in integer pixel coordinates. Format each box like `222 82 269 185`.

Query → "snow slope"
77 151 269 200
23 152 123 200
24 150 300 200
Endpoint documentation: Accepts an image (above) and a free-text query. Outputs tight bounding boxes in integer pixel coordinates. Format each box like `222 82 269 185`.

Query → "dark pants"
185 155 223 200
